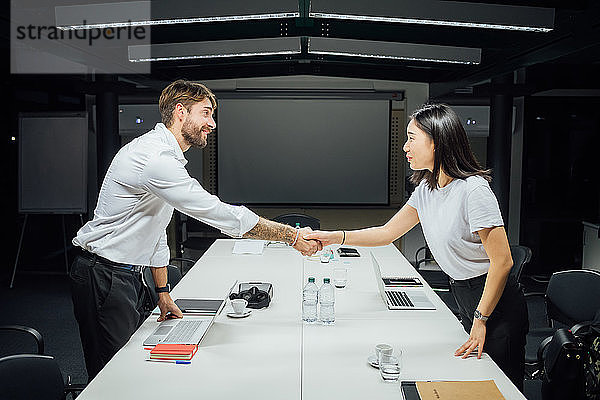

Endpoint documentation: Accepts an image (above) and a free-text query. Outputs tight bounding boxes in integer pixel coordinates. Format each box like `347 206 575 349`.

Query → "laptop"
371 253 436 310
143 280 237 346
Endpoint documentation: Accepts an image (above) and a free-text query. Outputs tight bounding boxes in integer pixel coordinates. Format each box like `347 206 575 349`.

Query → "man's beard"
181 117 210 148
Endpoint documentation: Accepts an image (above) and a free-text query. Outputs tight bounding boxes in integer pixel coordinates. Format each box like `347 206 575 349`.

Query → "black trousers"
69 254 147 381
451 274 529 392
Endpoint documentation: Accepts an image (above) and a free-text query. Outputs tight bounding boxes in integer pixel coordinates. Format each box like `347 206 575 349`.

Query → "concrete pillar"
487 72 513 225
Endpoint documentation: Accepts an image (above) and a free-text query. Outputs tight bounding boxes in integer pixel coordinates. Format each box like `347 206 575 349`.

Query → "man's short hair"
159 79 217 128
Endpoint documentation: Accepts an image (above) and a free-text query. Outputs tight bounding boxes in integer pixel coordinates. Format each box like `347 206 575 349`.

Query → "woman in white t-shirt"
306 103 528 391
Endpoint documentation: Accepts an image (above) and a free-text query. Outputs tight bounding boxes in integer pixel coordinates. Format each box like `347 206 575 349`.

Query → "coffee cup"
231 298 248 314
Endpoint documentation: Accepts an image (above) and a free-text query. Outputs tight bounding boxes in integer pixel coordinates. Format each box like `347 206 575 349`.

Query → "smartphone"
337 247 360 257
382 277 423 287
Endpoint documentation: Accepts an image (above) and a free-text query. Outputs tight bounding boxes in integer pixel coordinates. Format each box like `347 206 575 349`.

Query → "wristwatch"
155 284 170 294
474 309 489 322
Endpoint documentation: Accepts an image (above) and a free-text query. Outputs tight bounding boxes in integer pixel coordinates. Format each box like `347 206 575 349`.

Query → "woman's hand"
455 319 487 359
303 230 344 247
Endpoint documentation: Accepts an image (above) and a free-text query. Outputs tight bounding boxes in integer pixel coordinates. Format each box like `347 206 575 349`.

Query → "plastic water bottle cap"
323 278 330 283
308 277 315 283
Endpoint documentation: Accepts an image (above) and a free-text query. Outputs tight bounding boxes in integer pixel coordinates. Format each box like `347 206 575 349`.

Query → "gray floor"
1 267 547 399
0 273 88 384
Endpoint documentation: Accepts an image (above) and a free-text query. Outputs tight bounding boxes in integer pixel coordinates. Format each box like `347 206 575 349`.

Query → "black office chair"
143 262 184 311
272 213 320 230
0 325 86 400
524 269 600 379
177 212 227 259
509 244 532 287
413 245 459 317
414 245 450 290
168 257 196 276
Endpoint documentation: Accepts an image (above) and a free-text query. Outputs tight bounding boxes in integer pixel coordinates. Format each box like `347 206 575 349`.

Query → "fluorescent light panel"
56 0 299 30
308 37 481 65
129 37 301 62
310 0 554 32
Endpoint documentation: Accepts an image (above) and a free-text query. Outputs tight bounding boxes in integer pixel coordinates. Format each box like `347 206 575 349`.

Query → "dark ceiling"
3 0 600 101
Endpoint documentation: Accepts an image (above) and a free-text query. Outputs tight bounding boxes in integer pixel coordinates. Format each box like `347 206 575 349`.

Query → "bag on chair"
541 328 585 400
577 310 600 400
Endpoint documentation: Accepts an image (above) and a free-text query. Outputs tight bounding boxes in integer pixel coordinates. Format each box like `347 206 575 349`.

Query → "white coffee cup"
231 299 248 314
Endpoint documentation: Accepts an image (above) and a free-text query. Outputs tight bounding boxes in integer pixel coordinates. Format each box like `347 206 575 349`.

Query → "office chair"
414 245 450 290
509 245 532 287
272 213 320 230
524 269 600 379
0 325 86 400
413 246 459 317
177 212 227 259
143 261 185 311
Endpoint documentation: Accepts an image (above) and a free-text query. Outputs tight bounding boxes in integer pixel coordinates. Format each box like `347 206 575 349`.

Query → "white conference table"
76 239 526 400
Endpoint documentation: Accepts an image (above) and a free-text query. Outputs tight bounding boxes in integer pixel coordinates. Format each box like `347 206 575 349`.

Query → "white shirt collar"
154 122 187 164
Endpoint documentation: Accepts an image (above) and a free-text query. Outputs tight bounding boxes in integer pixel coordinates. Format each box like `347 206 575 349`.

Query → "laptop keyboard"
163 320 204 343
385 290 414 307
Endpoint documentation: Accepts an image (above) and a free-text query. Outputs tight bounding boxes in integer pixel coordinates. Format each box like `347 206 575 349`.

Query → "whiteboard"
18 113 88 213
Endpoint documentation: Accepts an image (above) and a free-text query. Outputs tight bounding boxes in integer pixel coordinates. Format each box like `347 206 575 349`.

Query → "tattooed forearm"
243 217 296 244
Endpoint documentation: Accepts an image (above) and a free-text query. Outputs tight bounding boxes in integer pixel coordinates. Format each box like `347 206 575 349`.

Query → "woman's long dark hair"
409 103 491 190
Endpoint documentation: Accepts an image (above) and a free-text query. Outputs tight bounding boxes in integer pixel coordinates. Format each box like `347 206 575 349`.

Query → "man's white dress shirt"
73 123 259 266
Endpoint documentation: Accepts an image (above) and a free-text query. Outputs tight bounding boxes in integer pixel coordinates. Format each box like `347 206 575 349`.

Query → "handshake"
291 227 340 257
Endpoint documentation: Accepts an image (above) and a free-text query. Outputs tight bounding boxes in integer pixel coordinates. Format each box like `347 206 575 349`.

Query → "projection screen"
217 96 390 205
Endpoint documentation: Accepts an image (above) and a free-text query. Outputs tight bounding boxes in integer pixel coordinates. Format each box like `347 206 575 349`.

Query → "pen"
146 359 191 364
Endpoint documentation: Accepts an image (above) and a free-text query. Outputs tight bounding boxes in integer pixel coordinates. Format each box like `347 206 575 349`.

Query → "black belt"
449 273 487 287
78 248 144 274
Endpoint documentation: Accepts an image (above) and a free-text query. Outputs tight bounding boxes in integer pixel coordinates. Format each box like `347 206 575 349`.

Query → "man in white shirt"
70 79 320 381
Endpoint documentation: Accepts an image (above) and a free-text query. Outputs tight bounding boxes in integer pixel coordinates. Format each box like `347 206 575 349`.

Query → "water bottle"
302 277 318 323
319 278 335 324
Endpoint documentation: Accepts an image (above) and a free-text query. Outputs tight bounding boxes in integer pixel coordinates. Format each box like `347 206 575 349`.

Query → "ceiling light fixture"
56 0 299 30
128 37 301 62
308 37 481 65
309 0 554 32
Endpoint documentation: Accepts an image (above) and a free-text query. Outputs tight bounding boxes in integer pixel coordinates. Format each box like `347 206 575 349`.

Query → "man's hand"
293 227 322 256
157 293 183 322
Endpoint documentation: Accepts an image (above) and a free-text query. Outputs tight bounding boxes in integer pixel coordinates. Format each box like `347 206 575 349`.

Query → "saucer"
367 355 379 368
227 311 251 318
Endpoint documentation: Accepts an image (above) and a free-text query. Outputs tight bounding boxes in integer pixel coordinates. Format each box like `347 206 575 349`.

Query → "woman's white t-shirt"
406 175 504 280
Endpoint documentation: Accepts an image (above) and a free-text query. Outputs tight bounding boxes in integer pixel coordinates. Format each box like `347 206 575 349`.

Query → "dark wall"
520 96 600 276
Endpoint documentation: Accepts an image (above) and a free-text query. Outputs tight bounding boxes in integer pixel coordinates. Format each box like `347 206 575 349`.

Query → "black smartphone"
382 277 423 287
337 247 360 257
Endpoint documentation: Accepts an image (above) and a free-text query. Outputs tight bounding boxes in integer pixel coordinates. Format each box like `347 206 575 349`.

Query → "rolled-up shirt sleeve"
141 151 259 238
150 231 170 266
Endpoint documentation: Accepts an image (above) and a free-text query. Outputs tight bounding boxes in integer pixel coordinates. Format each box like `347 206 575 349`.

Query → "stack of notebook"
149 343 198 361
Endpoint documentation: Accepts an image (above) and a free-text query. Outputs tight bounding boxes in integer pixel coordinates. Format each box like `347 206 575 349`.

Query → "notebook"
149 343 198 360
371 253 436 310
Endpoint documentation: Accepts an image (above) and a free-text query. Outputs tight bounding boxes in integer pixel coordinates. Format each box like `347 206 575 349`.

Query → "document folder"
406 380 505 400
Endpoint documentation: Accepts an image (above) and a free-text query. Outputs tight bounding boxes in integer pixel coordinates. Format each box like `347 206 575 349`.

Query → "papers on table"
232 239 265 255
